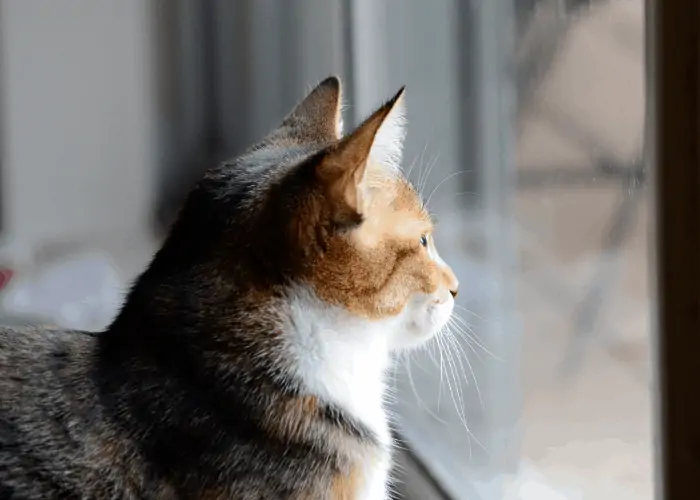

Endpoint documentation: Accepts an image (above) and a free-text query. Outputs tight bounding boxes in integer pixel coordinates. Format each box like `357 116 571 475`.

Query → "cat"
0 76 458 499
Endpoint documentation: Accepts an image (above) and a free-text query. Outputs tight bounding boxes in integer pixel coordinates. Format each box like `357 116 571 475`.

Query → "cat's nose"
449 278 459 298
442 267 459 299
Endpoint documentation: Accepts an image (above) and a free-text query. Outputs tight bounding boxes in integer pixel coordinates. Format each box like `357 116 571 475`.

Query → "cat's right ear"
315 87 406 226
269 76 343 145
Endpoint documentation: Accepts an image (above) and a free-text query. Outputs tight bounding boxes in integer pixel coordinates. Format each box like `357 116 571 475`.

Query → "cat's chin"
389 293 454 350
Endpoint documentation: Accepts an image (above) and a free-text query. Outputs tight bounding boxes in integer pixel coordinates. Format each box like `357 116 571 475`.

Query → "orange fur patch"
307 162 456 319
257 395 320 444
330 465 364 500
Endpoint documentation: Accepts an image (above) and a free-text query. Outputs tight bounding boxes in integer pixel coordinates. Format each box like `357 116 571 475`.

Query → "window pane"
0 1 655 499
514 2 651 498
387 1 653 498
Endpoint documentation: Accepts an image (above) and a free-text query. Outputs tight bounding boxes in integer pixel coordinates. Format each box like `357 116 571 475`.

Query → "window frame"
652 0 700 498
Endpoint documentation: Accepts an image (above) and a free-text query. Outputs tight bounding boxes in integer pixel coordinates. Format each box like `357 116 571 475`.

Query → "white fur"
283 279 453 499
368 96 407 174
337 101 347 139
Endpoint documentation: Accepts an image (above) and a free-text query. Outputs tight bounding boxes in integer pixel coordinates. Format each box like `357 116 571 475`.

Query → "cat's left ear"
317 86 406 219
270 76 344 145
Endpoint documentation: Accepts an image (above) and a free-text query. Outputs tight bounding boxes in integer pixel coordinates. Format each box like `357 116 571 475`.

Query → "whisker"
451 314 501 361
440 334 467 425
454 304 486 321
443 325 470 385
434 328 488 457
448 318 486 363
409 349 433 375
452 330 486 363
418 152 441 198
425 171 472 207
406 142 428 181
414 146 431 195
404 354 449 425
425 337 439 364
447 327 484 408
435 330 447 411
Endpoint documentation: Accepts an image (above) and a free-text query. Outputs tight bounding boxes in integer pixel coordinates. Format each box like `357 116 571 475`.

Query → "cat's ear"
364 87 407 172
317 86 406 220
273 76 343 144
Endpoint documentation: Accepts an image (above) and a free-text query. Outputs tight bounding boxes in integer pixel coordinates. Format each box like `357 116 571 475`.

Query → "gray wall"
0 0 158 251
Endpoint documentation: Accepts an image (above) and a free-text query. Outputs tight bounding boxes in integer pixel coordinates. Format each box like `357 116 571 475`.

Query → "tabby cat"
0 77 458 499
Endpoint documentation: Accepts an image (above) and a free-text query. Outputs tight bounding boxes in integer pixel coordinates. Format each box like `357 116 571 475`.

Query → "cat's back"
0 325 110 499
0 324 95 408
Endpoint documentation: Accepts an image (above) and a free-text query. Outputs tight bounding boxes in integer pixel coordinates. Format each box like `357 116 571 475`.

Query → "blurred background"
0 0 650 498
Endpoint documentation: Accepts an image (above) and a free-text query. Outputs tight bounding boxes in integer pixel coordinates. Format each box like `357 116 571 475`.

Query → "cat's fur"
0 77 458 499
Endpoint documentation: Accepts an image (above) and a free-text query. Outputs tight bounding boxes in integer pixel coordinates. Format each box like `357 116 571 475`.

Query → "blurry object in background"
0 250 123 332
0 269 14 291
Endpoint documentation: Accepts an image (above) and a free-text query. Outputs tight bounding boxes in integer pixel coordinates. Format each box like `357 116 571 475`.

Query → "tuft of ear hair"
317 86 407 219
271 76 344 145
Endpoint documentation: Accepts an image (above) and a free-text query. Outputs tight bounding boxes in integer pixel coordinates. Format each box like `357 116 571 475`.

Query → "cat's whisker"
442 331 465 405
446 326 484 408
451 314 501 361
448 314 477 340
450 312 492 347
444 321 472 377
406 142 428 181
409 349 432 375
432 326 488 458
454 330 494 366
404 353 449 425
425 336 439 364
450 309 478 330
418 152 441 199
454 304 486 321
425 170 472 208
443 340 487 459
415 147 432 195
448 318 486 363
435 330 447 411
438 333 467 425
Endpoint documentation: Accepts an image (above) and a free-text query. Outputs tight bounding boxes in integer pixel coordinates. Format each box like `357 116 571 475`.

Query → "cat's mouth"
391 293 454 350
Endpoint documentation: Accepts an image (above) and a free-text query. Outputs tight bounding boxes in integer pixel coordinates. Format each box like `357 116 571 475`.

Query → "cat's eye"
420 234 428 247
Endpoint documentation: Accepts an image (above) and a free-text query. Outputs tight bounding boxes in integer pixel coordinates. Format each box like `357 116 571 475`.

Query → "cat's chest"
358 454 392 500
329 450 391 500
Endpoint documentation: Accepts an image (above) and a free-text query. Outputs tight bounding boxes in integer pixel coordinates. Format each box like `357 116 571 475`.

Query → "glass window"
2 0 675 498
371 1 652 498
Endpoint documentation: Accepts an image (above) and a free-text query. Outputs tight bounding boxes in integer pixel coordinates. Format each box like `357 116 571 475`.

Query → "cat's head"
167 77 457 350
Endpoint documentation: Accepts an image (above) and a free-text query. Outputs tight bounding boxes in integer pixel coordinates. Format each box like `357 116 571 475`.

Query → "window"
7 0 696 497
367 1 652 498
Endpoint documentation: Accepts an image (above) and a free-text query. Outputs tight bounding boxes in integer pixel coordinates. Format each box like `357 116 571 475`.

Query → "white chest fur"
285 287 396 499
